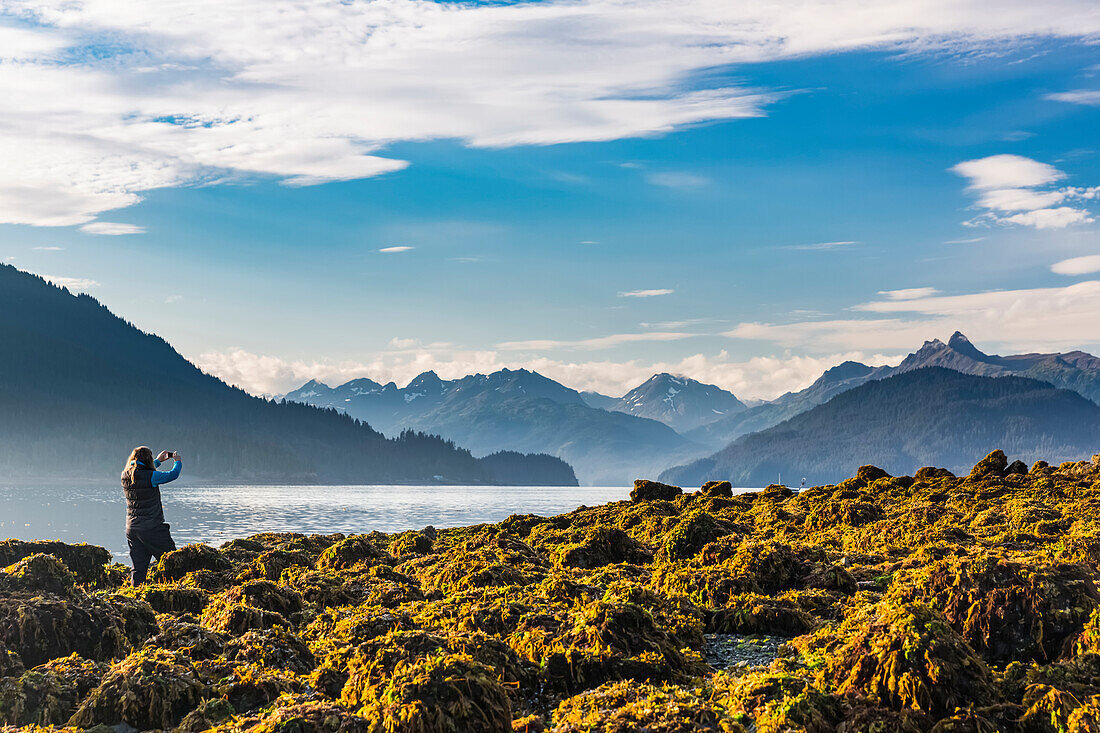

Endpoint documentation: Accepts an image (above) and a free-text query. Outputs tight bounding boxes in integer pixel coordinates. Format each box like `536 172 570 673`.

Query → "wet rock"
0 592 130 667
236 548 313 581
704 634 782 670
630 479 682 502
1005 460 1029 476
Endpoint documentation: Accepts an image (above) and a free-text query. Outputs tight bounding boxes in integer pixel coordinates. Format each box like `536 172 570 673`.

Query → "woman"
121 446 183 585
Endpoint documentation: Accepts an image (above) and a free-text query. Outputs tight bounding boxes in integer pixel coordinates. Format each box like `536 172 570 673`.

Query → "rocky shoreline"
2 449 1100 731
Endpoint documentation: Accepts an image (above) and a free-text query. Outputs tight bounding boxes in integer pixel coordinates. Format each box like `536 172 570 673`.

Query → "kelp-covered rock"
201 579 305 634
550 679 746 732
892 552 1099 662
0 654 106 726
135 584 209 615
804 601 993 717
154 543 233 583
67 647 208 729
631 479 682 502
5 452 1100 731
207 693 370 733
556 527 651 568
0 540 110 586
354 652 512 732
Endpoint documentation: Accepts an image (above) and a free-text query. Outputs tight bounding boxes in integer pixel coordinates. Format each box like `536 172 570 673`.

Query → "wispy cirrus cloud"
1045 90 1100 105
878 287 940 300
786 241 858 251
378 246 414 254
645 172 710 188
497 331 693 351
80 222 146 235
618 288 674 298
951 154 1099 229
2 0 1100 228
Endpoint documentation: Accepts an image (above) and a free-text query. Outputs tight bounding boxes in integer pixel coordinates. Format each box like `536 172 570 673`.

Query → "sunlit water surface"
0 483 637 561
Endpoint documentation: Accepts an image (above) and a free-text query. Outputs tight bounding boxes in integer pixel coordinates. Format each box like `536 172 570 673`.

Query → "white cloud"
618 288 674 298
645 172 710 188
786 241 858 251
727 280 1100 353
378 246 414 253
32 246 64 251
952 154 1064 190
952 154 1097 229
195 344 900 401
944 236 986 244
1 0 1099 226
878 287 940 300
1052 255 1100 275
42 275 98 291
1046 90 1100 105
165 294 183 303
80 221 146 235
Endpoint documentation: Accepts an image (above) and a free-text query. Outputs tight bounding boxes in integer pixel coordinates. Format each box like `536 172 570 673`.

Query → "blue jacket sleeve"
151 460 182 487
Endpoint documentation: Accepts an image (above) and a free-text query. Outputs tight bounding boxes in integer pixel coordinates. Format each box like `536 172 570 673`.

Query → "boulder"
153 544 232 583
701 480 734 498
970 450 1008 478
630 480 682 502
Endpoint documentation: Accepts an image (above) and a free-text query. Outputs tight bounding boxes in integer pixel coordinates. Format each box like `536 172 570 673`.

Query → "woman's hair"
122 446 155 483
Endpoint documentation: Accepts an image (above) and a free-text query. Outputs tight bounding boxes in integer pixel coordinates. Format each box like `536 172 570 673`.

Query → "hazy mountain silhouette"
0 265 575 485
287 369 702 485
662 367 1100 487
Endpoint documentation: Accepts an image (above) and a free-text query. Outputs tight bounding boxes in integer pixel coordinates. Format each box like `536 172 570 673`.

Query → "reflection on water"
0 483 632 561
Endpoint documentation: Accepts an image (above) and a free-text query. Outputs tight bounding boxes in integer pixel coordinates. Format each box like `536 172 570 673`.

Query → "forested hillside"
0 266 572 484
662 367 1100 487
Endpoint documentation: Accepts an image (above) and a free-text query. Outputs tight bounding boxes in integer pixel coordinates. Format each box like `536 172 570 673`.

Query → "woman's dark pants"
126 524 176 585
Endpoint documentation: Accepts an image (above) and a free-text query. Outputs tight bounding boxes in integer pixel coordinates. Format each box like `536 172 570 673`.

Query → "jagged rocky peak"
406 370 447 393
947 331 988 360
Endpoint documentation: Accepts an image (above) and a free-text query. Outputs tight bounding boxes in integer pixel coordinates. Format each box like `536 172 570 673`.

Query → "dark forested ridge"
661 367 1100 487
0 265 574 484
479 450 578 486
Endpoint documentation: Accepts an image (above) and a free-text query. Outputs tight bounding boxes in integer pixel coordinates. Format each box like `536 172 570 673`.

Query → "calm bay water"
0 483 631 562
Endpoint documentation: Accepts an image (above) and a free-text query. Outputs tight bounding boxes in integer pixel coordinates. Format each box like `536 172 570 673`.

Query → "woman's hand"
171 451 182 461
157 450 172 462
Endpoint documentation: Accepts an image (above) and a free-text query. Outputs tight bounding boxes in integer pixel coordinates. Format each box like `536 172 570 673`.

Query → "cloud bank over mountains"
3 0 1100 229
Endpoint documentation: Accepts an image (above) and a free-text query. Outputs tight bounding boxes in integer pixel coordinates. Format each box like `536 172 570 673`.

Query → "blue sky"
1 1 1099 397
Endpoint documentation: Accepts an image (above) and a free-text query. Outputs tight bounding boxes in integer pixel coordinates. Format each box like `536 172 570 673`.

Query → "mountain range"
0 265 576 486
288 331 1100 485
286 369 703 485
686 331 1100 449
661 367 1100 487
